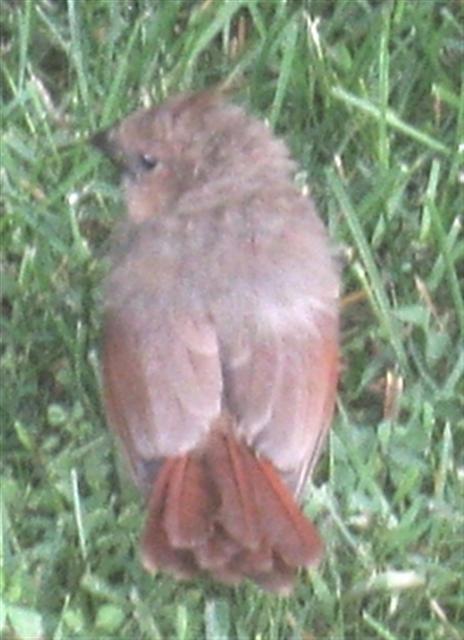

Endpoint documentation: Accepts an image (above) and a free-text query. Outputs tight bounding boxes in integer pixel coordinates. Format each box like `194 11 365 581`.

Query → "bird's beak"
91 127 126 169
91 128 111 153
92 128 114 155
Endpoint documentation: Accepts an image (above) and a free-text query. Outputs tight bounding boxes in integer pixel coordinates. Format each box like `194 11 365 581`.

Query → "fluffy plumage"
95 89 339 593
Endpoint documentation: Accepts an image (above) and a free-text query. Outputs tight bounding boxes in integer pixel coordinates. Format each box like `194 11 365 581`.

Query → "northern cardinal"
93 89 339 593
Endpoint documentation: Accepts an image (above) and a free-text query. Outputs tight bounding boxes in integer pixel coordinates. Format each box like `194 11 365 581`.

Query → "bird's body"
95 90 339 592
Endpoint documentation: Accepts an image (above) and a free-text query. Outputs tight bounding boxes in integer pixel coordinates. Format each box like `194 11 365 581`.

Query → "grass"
1 0 463 638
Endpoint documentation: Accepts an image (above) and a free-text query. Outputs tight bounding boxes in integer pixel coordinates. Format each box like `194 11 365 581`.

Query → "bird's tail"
140 418 323 593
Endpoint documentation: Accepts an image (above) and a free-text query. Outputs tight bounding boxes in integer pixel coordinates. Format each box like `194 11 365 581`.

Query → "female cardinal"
93 89 339 593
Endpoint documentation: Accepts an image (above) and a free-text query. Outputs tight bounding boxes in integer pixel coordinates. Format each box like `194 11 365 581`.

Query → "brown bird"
93 89 339 593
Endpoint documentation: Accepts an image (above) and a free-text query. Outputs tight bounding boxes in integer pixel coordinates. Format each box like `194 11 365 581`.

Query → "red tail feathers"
140 426 323 593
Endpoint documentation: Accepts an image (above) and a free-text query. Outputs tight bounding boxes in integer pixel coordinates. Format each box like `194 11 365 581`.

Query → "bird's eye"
139 154 158 171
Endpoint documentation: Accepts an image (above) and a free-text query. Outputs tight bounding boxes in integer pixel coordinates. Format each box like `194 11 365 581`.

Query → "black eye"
139 154 158 171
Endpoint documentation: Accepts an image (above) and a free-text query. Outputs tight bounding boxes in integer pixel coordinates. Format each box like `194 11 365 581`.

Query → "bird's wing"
223 318 338 498
102 308 223 494
103 302 338 501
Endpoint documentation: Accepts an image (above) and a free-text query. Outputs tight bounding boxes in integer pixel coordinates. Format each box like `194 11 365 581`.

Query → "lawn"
1 1 463 638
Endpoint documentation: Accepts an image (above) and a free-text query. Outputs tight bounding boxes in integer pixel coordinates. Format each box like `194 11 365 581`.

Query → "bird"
93 88 340 593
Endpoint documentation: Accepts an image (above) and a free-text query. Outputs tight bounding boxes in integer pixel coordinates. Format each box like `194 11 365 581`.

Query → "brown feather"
163 455 216 548
140 459 197 578
253 456 323 566
205 428 261 549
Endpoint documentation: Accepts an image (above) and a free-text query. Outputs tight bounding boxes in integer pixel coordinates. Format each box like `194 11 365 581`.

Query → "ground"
2 1 463 638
